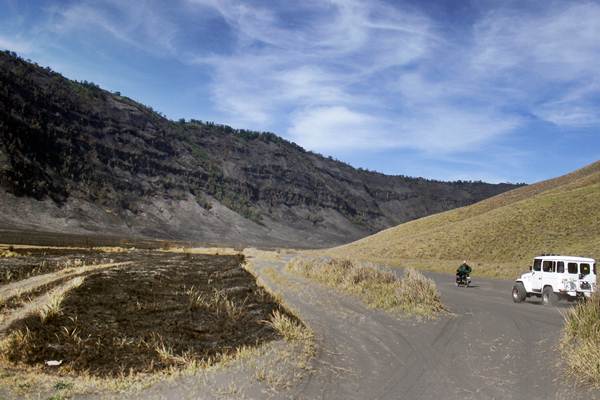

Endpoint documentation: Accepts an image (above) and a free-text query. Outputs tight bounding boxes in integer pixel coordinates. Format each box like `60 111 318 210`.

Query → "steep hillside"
330 161 600 277
0 51 518 247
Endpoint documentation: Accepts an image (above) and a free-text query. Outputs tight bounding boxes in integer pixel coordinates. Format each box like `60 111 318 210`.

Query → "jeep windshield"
581 263 591 275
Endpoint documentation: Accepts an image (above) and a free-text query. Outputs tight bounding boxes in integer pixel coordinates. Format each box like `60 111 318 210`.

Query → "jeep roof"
533 255 595 263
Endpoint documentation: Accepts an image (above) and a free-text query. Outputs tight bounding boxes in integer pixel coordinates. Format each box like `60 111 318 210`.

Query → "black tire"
542 286 558 306
512 283 526 303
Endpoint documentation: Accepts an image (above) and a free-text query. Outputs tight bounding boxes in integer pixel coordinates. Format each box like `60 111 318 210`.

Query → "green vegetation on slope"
330 161 600 278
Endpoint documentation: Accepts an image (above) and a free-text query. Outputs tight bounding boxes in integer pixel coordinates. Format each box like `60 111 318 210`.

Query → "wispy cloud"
288 104 521 154
48 0 179 55
470 2 600 128
188 0 464 151
0 35 32 53
288 106 389 152
186 0 554 156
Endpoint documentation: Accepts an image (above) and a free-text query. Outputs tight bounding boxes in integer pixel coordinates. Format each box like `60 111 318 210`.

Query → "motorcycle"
456 273 471 287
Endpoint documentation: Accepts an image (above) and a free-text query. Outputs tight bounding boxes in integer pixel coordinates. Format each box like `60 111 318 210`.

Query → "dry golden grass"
267 310 313 342
328 161 600 279
286 257 444 317
37 292 65 323
0 247 19 258
184 286 246 321
560 293 600 386
161 247 242 256
93 246 131 253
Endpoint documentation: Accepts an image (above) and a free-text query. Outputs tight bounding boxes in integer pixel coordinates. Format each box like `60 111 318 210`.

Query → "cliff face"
0 51 520 247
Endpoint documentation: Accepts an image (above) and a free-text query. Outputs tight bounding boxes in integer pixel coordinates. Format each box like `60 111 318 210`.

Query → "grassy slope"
328 161 600 278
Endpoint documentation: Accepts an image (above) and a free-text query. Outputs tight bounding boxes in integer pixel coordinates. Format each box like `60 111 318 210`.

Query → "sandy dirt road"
245 256 600 400
0 261 132 302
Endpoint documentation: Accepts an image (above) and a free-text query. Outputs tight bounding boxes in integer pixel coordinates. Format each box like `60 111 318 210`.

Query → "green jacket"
457 263 472 274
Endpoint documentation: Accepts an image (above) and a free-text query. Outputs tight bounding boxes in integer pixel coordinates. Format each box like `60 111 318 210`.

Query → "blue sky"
1 0 599 183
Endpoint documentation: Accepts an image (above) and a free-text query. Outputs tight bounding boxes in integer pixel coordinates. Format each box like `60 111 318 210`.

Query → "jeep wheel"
542 286 558 306
512 283 526 303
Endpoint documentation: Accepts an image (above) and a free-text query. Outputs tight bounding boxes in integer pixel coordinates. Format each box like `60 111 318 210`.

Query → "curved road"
248 255 600 400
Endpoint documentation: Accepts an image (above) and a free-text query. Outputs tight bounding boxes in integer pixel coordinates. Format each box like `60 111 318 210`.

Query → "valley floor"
1 244 599 399
124 249 600 399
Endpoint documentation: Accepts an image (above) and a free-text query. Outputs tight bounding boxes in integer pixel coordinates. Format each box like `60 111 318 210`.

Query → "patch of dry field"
0 250 314 399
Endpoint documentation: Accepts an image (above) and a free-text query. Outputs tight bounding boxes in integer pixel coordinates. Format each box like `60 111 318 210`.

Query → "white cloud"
0 36 32 53
288 106 390 151
401 107 522 153
50 0 178 55
535 101 600 128
473 3 600 79
288 105 521 154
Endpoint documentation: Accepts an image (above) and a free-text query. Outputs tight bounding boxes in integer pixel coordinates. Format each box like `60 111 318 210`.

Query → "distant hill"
0 50 518 247
329 161 600 277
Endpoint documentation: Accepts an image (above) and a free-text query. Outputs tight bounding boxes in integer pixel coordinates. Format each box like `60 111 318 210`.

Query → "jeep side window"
542 261 554 272
594 264 596 275
557 262 565 273
533 259 542 271
568 263 578 274
581 263 591 275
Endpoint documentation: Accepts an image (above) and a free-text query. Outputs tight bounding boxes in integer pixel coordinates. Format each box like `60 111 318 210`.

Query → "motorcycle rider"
456 260 472 284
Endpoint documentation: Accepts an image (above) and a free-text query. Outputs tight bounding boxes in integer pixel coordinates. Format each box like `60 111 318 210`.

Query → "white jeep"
512 255 596 305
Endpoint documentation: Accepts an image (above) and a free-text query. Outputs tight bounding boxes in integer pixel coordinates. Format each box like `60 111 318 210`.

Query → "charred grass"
0 252 300 382
286 257 445 318
0 246 129 285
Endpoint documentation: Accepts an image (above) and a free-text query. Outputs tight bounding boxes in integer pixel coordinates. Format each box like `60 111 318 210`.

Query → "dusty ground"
233 252 600 400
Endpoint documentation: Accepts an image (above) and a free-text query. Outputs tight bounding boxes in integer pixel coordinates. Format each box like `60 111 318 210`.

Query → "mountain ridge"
0 50 520 247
